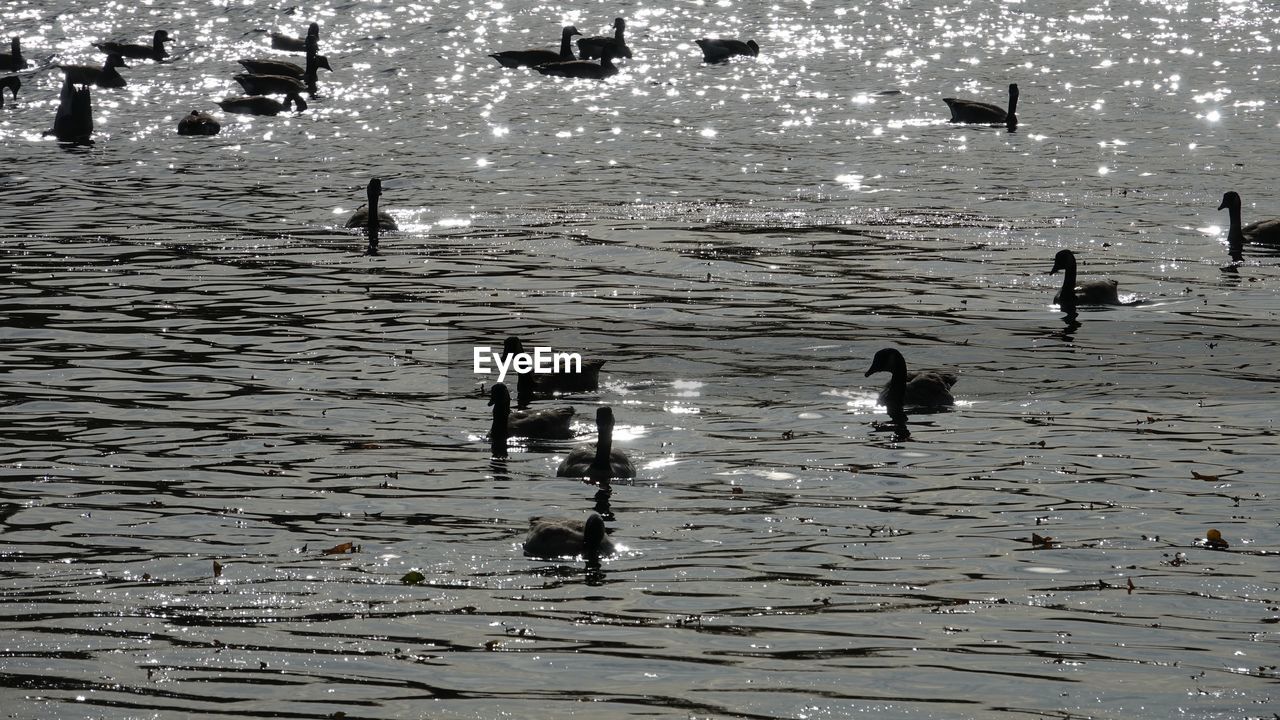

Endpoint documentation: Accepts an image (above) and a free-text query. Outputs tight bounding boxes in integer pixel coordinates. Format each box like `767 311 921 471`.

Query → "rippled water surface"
3 0 1279 718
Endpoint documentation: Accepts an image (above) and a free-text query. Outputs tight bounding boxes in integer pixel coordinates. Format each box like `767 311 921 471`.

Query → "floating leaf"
1204 528 1229 550
212 560 223 578
401 571 426 585
322 542 356 556
1127 577 1136 594
1031 533 1054 548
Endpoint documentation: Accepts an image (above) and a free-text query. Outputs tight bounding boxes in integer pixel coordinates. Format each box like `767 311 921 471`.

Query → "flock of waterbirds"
5 16 1280 566
0 23 328 142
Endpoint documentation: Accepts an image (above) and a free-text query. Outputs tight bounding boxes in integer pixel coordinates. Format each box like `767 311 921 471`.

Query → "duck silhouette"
556 407 635 480
1218 191 1280 262
94 30 170 62
1049 249 1120 315
491 26 581 68
943 83 1018 130
578 18 631 60
696 38 759 63
523 513 615 560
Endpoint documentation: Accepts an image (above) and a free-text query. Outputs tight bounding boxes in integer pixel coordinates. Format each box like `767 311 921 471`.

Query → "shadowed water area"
2 0 1278 718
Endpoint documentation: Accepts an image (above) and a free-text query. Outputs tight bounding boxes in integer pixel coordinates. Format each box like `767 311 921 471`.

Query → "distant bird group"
475 335 630 562
220 22 327 117
0 21 335 143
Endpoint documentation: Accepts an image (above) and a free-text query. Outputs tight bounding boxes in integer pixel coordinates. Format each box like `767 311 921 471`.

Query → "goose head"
582 513 608 558
864 348 906 378
1049 248 1076 275
1218 190 1240 212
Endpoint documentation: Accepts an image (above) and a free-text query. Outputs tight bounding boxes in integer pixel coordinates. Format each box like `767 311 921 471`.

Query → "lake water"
2 0 1279 718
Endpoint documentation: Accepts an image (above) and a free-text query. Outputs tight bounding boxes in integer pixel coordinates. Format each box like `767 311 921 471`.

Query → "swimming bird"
0 75 18 107
238 55 332 80
501 336 606 407
177 109 220 136
556 406 635 480
1218 191 1280 262
537 40 620 79
865 348 955 424
59 54 129 88
270 22 319 52
347 178 396 255
489 382 575 442
490 25 581 68
523 513 615 560
696 38 759 63
234 73 307 97
215 93 307 115
0 37 27 71
578 17 631 60
1049 249 1120 314
94 30 170 62
943 83 1018 130
46 78 93 144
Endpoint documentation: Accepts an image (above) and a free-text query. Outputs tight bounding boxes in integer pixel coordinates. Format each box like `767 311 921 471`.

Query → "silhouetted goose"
94 30 170 61
46 78 93 144
0 37 26 71
865 348 955 424
1049 249 1120 314
216 93 306 115
578 17 631 59
538 40 620 79
177 110 220 136
488 383 575 443
1218 191 1280 262
346 178 398 233
943 83 1018 130
696 38 759 63
59 54 129 88
270 23 319 52
0 75 18 107
501 336 606 407
556 407 635 480
523 513 615 559
238 55 332 79
490 25 581 68
234 73 307 97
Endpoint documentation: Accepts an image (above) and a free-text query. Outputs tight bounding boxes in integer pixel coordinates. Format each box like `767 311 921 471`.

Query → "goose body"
696 38 759 63
556 407 635 480
238 55 332 79
270 23 320 52
0 37 27 71
1049 249 1120 313
523 513 615 559
943 83 1018 130
0 75 18 107
537 41 619 79
234 73 306 96
177 109 220 136
94 30 170 61
488 383 575 441
865 348 954 424
59 54 129 88
490 26 581 68
1218 191 1280 262
578 17 631 60
216 93 306 115
346 178 398 237
47 78 93 144
501 336 605 407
